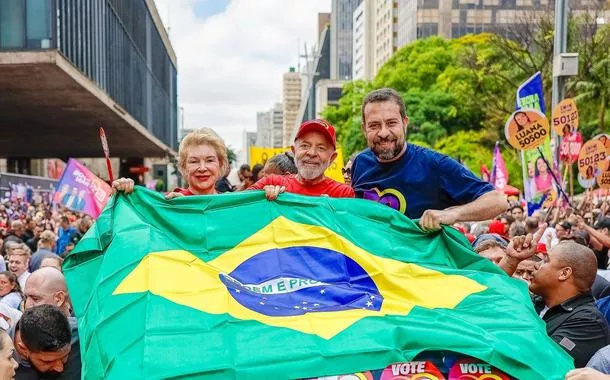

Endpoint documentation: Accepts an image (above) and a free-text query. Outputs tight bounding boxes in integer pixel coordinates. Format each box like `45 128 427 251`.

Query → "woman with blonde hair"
112 128 229 198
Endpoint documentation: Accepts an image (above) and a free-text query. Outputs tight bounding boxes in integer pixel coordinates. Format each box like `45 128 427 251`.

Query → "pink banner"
490 142 509 190
54 159 112 218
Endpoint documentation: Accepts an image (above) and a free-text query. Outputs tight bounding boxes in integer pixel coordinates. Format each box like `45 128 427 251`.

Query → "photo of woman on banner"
534 156 553 193
562 123 573 137
513 111 531 132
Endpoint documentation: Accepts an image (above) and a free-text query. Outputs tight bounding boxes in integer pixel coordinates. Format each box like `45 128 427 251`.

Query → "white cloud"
154 0 330 154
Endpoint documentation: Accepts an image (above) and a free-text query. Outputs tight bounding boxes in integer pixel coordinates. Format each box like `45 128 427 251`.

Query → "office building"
330 0 362 80
0 0 177 180
352 0 376 80
282 68 302 147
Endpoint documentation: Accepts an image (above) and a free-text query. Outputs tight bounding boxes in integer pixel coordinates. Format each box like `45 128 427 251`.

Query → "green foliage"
226 146 237 165
323 16 610 192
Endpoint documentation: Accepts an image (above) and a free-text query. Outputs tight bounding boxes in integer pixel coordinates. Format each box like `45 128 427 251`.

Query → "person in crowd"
55 217 76 256
29 231 56 273
513 255 541 285
40 256 63 272
529 241 610 367
2 221 24 256
24 224 42 253
237 164 253 190
510 204 525 222
21 218 35 243
249 120 354 200
566 367 610 379
215 166 235 193
113 128 229 199
251 164 264 183
342 153 358 187
0 272 22 310
351 88 506 230
8 245 30 290
259 152 298 179
525 217 540 234
509 222 527 238
24 268 71 318
578 217 610 270
556 221 572 241
472 234 507 265
0 329 18 379
12 305 81 379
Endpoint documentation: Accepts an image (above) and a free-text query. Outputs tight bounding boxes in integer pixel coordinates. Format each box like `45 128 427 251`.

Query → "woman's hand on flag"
112 178 135 194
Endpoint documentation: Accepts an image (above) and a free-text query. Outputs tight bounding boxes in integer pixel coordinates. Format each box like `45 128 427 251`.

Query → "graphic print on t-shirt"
362 188 407 214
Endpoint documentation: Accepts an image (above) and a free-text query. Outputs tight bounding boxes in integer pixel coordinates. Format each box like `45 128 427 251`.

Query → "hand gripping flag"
64 189 573 380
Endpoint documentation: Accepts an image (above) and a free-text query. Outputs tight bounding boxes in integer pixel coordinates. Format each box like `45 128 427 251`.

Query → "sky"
153 0 331 153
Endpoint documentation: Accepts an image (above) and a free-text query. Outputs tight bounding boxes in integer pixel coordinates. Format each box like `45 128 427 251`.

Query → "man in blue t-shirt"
351 88 507 231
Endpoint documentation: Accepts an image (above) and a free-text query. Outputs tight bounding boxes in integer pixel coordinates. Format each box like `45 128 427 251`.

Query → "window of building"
0 0 25 48
26 0 51 48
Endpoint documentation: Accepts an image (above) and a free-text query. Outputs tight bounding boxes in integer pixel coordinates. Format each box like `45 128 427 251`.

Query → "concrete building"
395 0 610 46
256 103 283 148
352 0 377 80
315 80 345 119
282 68 302 147
295 25 331 139
330 0 362 80
374 0 398 74
271 103 284 148
0 0 178 183
318 12 331 37
256 111 272 148
241 131 257 165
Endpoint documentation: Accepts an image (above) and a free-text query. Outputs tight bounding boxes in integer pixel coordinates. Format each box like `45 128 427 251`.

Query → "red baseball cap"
294 119 336 149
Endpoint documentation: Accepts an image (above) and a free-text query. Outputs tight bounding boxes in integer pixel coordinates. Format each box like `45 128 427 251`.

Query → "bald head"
553 241 598 291
24 267 70 315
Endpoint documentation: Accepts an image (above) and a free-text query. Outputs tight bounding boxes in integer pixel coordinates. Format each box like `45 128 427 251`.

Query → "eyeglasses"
341 168 351 175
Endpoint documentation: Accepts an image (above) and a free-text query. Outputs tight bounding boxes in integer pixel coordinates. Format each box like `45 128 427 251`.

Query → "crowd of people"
0 194 89 379
0 87 607 379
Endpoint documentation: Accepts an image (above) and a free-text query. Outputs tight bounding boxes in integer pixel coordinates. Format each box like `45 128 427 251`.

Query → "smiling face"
8 254 28 278
514 112 529 126
183 144 221 195
362 101 407 160
292 131 336 181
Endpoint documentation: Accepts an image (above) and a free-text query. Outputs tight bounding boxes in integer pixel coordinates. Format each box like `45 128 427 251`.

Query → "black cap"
594 217 610 230
559 221 572 230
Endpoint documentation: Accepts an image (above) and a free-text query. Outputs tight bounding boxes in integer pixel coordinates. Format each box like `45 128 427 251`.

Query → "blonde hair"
39 230 57 246
178 128 228 176
9 243 31 259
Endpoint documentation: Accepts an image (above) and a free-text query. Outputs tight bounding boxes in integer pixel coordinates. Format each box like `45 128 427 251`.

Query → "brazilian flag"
64 189 572 379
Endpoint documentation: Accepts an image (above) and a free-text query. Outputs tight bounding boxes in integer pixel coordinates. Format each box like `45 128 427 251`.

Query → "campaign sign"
551 98 579 136
594 134 610 154
380 361 445 380
54 159 112 218
305 371 374 380
505 109 550 151
577 140 609 179
559 132 583 164
598 168 610 190
448 359 509 380
578 173 597 189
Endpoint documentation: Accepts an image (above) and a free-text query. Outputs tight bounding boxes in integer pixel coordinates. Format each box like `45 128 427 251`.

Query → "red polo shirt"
249 175 354 198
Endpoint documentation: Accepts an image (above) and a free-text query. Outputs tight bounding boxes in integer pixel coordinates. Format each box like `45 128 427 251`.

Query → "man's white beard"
298 162 328 180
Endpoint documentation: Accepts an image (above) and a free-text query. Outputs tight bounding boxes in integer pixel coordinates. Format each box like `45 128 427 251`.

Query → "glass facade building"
331 0 362 80
0 0 177 151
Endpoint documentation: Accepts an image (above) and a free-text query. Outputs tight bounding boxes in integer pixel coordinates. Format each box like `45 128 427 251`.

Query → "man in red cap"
249 119 354 199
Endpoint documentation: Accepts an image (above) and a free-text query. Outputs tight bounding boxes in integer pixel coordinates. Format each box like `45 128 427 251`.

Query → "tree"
226 146 237 165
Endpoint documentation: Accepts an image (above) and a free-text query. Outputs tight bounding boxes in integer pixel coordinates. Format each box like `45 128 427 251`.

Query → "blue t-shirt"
351 144 495 219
